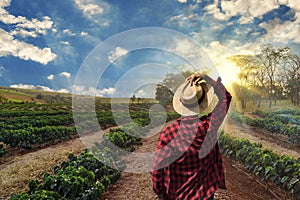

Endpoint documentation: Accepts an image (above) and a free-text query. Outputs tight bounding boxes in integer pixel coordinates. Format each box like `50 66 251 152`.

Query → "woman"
152 72 232 200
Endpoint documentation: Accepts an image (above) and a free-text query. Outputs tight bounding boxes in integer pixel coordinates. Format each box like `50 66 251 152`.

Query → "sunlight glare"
216 60 239 87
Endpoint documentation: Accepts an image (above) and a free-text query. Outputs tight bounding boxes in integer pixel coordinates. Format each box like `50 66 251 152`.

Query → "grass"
0 89 31 96
0 86 156 105
235 99 300 113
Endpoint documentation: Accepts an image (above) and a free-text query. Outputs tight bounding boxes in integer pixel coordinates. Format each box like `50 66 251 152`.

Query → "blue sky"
0 0 299 97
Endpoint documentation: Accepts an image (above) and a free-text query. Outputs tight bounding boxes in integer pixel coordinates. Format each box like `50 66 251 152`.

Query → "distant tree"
155 71 192 106
137 97 142 103
256 46 290 108
130 95 136 103
282 54 300 105
36 93 43 99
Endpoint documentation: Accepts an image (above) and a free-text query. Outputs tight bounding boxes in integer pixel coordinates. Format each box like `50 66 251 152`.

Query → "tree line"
229 45 299 109
154 45 299 109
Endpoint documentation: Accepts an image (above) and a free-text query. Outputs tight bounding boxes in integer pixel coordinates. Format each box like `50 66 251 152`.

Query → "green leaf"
281 176 289 184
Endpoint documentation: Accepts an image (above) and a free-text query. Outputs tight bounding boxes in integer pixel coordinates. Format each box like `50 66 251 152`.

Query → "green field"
0 87 299 199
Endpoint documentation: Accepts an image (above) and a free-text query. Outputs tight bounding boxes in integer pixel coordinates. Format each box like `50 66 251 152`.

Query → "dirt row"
222 116 300 158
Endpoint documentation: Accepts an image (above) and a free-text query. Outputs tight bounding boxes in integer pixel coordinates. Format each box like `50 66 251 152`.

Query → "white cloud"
57 88 70 93
0 65 4 77
59 72 71 78
136 89 145 97
10 28 40 38
0 0 53 38
74 0 110 25
47 74 54 80
178 0 187 3
13 16 53 38
285 0 300 12
166 13 199 28
0 28 57 65
205 0 280 23
73 85 85 93
284 0 300 21
97 87 115 96
0 1 56 64
80 31 88 36
169 38 207 62
75 0 104 15
204 40 254 60
62 29 76 36
73 85 116 97
259 18 300 44
108 47 129 63
252 0 300 44
60 41 70 45
10 83 69 93
205 2 232 21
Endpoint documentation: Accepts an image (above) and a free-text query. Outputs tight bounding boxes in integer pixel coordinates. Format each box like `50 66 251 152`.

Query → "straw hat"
173 79 213 116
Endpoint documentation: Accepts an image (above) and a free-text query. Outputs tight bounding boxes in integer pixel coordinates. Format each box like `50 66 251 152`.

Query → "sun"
215 60 239 87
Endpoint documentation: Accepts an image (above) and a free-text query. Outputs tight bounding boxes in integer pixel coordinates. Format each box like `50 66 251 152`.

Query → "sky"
0 0 299 98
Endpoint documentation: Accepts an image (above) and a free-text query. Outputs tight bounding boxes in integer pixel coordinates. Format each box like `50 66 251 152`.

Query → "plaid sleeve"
151 128 169 194
208 77 232 128
199 77 232 158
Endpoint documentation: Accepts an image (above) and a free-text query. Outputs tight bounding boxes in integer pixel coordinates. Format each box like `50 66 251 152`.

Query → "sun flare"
216 60 239 87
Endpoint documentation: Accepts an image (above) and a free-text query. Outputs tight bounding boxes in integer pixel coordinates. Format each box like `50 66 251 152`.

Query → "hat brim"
172 81 213 116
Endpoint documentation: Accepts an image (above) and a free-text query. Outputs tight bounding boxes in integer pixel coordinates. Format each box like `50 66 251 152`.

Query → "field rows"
1 103 299 199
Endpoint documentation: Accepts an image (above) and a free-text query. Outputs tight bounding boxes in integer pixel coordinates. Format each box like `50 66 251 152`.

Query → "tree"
256 46 290 108
130 95 136 103
36 93 43 99
155 71 192 106
283 54 300 105
137 97 143 103
228 55 258 108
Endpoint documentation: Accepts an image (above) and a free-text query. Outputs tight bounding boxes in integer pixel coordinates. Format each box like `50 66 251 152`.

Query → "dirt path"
222 116 300 158
102 126 291 200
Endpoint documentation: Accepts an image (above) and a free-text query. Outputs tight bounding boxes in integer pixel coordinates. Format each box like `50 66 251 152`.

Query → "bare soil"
222 116 300 158
0 116 296 199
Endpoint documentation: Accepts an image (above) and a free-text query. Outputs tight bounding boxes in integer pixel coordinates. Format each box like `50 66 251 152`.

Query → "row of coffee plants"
0 114 74 129
0 110 69 118
253 110 300 126
219 134 300 199
9 126 132 199
0 107 179 150
1 126 77 149
230 111 300 145
0 144 7 157
11 149 121 200
0 103 72 112
10 112 179 199
0 110 76 150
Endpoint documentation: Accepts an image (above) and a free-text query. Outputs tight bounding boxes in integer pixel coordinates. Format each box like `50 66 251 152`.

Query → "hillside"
0 86 155 104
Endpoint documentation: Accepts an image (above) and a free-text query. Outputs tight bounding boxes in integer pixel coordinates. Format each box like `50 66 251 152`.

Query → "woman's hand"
186 72 215 86
186 72 203 86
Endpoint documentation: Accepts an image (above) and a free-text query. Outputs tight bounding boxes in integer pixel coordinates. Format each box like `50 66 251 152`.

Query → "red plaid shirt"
152 78 232 200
